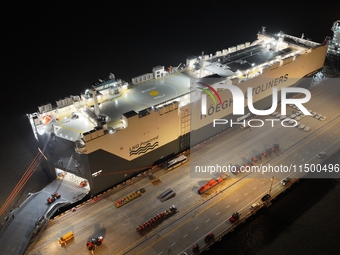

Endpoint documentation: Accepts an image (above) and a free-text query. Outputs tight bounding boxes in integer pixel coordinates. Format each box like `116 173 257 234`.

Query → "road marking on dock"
205 219 210 223
171 242 176 247
261 181 265 184
294 154 297 157
158 252 163 255
253 187 257 190
216 212 220 216
194 227 199 230
244 193 248 196
324 138 327 141
183 234 188 238
235 199 239 202
301 158 305 161
305 151 308 154
330 135 332 137
226 205 230 209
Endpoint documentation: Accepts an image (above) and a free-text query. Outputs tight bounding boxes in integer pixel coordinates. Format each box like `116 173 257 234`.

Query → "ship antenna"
200 51 204 78
91 85 100 116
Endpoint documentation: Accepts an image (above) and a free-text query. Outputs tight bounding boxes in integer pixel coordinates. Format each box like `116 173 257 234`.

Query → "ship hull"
35 41 327 195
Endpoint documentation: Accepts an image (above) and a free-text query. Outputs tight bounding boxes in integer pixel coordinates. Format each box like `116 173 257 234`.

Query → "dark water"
1 1 340 254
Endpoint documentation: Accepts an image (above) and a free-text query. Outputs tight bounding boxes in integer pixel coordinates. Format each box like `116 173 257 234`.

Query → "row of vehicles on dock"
58 231 104 253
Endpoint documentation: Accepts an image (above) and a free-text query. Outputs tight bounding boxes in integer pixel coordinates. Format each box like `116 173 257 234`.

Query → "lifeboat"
41 114 52 125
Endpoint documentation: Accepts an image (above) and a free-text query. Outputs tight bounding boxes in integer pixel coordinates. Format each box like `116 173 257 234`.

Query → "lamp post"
269 176 275 195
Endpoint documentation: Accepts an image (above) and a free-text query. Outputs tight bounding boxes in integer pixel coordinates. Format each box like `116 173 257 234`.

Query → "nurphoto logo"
198 82 312 128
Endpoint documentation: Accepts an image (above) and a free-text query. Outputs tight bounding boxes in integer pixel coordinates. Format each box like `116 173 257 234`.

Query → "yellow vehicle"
58 231 74 246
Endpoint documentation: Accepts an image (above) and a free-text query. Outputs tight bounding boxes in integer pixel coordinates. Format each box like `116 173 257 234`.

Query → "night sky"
1 1 339 115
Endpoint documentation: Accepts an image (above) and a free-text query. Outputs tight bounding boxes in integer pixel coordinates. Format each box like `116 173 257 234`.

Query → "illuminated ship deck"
32 71 192 143
28 29 320 145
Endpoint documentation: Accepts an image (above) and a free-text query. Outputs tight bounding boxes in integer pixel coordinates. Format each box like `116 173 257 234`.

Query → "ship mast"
91 86 100 116
200 51 204 78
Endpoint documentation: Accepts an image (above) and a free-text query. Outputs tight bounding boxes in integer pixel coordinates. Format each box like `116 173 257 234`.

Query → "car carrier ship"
27 27 328 195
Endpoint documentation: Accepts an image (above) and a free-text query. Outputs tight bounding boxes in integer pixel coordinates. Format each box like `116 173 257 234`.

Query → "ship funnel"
91 86 100 116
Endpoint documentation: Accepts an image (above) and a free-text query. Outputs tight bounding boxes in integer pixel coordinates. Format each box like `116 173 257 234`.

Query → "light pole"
269 176 275 195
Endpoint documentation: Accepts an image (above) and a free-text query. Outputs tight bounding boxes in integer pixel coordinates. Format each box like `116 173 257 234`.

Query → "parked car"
317 152 326 158
298 124 306 130
281 177 291 186
192 243 199 253
229 212 240 223
261 194 271 202
249 202 260 210
204 233 215 243
289 119 296 124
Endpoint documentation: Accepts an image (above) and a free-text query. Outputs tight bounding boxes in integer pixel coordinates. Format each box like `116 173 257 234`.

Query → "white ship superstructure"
28 28 327 194
326 20 340 74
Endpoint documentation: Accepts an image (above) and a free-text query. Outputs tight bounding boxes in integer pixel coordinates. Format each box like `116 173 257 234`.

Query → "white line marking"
194 227 199 230
216 212 220 216
294 154 297 157
305 151 309 154
324 139 327 141
206 219 210 223
171 242 176 247
235 199 239 202
226 205 230 209
253 187 257 190
244 193 248 196
183 234 188 238
158 252 163 255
